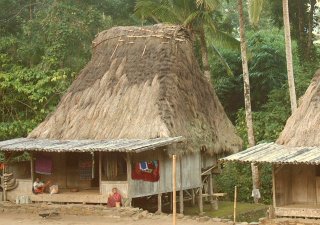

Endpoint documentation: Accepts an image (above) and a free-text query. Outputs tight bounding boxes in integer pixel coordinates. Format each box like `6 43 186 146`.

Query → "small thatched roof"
28 24 242 155
277 69 320 147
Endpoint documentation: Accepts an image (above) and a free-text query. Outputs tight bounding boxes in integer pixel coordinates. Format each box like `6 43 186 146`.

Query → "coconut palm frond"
183 11 201 27
210 44 234 76
207 29 240 51
135 0 183 24
248 0 264 27
196 0 220 11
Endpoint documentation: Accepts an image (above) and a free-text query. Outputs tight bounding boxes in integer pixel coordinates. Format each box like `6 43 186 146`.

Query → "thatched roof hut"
28 24 242 155
221 69 320 219
277 69 320 147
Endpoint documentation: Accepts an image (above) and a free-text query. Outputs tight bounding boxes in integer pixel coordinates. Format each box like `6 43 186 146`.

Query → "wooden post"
172 155 176 225
158 193 162 213
179 157 184 214
126 153 132 207
3 154 7 201
272 165 276 208
99 152 102 194
233 186 237 224
191 189 196 206
30 152 34 183
157 151 163 213
199 186 203 215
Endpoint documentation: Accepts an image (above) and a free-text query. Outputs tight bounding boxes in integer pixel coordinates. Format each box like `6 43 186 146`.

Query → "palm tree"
237 0 259 204
282 0 297 113
135 0 239 83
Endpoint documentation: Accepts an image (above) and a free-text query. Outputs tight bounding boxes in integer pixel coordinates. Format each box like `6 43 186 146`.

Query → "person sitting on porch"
33 178 50 194
107 187 122 207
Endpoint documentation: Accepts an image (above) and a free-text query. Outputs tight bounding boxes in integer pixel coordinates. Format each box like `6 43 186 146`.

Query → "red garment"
131 160 159 182
107 192 122 207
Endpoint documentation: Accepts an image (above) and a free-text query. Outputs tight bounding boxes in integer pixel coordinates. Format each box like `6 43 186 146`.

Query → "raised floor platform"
31 189 107 204
275 204 320 218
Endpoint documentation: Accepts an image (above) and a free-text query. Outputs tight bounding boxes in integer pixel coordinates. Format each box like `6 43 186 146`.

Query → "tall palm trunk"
238 0 259 203
307 0 316 58
282 0 297 113
199 27 211 82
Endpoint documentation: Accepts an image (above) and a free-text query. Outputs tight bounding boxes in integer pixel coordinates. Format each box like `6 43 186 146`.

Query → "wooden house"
222 69 320 218
0 25 242 212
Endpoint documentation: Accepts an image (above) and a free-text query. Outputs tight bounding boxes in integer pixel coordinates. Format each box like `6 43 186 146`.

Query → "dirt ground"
0 212 229 225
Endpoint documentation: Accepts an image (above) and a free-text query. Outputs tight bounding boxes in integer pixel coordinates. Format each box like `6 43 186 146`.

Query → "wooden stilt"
192 189 196 206
170 192 173 211
199 187 203 215
158 193 162 213
209 173 218 210
179 157 184 214
172 155 177 225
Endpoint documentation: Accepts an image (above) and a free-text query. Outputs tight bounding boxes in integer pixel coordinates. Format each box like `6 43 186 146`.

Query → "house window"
102 153 127 181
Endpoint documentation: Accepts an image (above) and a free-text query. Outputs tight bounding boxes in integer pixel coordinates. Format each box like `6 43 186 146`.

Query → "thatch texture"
29 24 242 154
277 69 320 147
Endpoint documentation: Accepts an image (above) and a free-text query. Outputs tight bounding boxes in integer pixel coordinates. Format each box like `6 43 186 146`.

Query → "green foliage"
0 1 112 140
213 27 319 205
216 163 272 204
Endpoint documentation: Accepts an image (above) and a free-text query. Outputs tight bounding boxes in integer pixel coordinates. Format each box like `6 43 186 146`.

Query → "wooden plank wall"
291 165 316 204
275 165 292 206
128 149 201 198
276 165 320 206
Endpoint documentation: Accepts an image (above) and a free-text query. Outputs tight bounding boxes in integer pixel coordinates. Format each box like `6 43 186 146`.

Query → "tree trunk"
307 0 316 58
297 0 304 43
199 28 211 83
238 0 259 203
282 0 297 113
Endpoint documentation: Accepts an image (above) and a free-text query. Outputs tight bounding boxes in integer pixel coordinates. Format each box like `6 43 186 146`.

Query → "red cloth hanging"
131 160 159 182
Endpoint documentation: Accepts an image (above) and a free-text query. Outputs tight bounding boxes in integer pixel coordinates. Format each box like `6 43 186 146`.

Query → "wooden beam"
179 157 184 214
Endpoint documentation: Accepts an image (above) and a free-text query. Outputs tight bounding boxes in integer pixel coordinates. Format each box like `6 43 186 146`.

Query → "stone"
211 218 222 222
198 216 210 222
177 214 184 219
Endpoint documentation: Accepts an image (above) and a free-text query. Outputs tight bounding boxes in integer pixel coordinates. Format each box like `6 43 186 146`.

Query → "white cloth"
251 188 261 199
33 181 44 189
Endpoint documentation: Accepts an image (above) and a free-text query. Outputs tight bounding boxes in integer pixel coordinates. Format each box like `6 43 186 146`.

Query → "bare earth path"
0 212 228 225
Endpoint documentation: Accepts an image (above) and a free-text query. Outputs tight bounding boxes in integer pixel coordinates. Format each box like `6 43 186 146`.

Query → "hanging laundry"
35 155 53 175
132 160 159 182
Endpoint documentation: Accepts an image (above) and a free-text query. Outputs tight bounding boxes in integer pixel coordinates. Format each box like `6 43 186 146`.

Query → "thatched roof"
277 69 320 147
28 24 242 154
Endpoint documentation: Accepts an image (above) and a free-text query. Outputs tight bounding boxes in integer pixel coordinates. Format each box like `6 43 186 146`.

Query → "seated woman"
33 178 51 194
107 187 122 207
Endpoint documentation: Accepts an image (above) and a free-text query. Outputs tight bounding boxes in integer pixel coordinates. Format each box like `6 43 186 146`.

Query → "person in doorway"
107 187 122 207
33 178 50 194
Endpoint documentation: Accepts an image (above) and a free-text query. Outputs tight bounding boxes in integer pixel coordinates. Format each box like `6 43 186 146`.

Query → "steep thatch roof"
28 24 242 154
277 69 320 147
